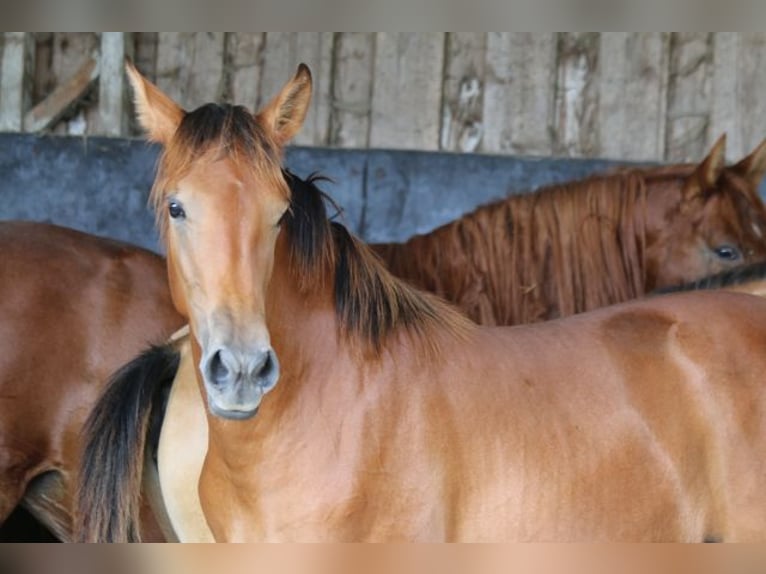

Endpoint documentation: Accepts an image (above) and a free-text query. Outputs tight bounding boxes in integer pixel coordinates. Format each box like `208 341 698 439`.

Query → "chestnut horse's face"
164 158 289 419
126 62 312 419
646 137 766 290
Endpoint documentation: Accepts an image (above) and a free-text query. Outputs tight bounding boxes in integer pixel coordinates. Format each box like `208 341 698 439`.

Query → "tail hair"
75 344 180 542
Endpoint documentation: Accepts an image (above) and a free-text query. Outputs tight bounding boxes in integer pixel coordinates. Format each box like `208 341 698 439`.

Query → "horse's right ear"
683 134 727 201
256 63 313 146
731 139 766 187
125 59 184 145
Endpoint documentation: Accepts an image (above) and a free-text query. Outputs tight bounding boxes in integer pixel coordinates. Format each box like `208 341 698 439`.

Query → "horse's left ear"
684 134 727 201
256 64 313 146
125 59 185 145
731 139 766 187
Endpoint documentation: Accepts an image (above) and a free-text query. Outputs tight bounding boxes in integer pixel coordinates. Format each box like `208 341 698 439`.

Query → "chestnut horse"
77 64 766 542
0 221 184 541
373 138 766 325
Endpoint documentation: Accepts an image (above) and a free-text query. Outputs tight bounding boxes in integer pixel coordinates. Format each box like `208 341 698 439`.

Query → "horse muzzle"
200 345 280 420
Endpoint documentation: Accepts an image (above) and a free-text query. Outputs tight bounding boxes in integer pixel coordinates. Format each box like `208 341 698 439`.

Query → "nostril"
259 353 274 377
250 349 278 383
251 351 271 377
207 350 230 385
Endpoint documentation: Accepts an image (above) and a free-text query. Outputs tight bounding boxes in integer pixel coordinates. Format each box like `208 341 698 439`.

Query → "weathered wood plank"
156 32 225 109
440 32 486 153
224 33 265 110
97 33 133 136
256 33 333 146
732 33 766 160
369 33 445 150
553 32 600 157
24 55 99 133
329 32 374 148
596 32 670 161
665 33 714 162
711 33 741 161
31 33 53 103
50 33 100 135
0 33 34 131
294 33 333 146
483 32 556 155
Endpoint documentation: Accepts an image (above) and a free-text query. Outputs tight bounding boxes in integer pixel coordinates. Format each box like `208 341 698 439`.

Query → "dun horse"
78 63 766 542
0 222 184 541
373 139 766 325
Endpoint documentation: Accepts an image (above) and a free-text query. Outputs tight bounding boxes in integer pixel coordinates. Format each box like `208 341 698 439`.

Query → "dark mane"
283 171 471 352
654 261 766 294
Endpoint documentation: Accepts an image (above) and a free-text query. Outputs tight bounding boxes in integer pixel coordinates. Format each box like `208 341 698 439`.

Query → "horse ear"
731 139 766 187
684 134 726 201
256 63 312 146
124 59 184 145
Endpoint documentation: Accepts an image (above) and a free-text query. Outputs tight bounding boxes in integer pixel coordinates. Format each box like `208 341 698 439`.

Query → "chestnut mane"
375 168 694 325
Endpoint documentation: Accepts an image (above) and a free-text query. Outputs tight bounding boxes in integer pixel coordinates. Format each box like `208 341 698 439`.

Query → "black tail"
75 345 180 542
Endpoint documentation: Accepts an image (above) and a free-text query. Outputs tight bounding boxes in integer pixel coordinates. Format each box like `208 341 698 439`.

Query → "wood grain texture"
50 32 99 134
711 33 741 161
0 33 34 131
483 32 556 155
97 33 133 136
4 32 766 166
369 33 445 150
330 33 374 148
24 55 99 133
553 32 599 157
734 33 766 160
665 33 713 162
596 33 669 161
224 33 265 111
156 32 225 109
440 33 486 153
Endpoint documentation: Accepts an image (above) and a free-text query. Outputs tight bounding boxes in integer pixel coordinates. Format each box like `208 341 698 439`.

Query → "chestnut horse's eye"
168 201 186 220
713 245 742 261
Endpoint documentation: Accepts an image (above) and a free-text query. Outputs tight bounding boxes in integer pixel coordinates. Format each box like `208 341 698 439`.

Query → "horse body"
0 221 184 541
76 62 766 543
187 240 766 542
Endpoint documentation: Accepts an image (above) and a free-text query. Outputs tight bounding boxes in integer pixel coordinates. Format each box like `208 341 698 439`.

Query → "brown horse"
0 221 184 541
373 139 766 325
77 63 766 542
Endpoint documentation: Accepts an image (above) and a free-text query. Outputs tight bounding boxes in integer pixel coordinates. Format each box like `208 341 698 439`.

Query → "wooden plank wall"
2 32 766 162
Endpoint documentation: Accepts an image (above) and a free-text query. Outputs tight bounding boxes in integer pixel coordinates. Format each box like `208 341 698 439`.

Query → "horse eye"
168 201 186 220
713 245 741 261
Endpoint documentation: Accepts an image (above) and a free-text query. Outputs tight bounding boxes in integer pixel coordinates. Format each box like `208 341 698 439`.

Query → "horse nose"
203 347 279 390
